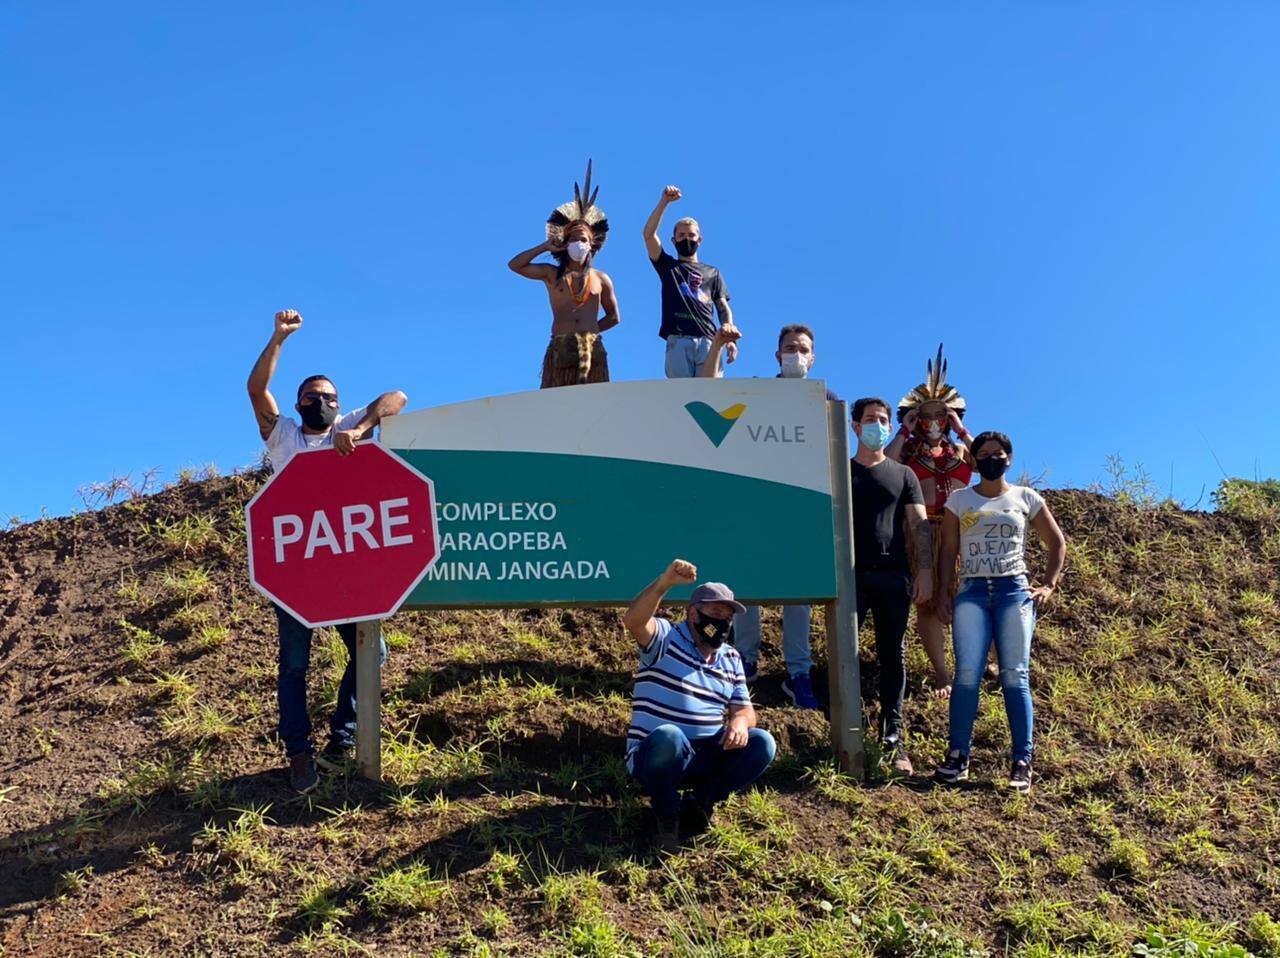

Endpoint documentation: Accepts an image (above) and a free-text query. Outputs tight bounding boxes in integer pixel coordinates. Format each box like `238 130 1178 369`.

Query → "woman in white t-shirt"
932 431 1066 793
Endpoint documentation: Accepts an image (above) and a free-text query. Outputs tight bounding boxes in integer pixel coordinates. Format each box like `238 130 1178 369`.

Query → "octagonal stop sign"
245 442 439 627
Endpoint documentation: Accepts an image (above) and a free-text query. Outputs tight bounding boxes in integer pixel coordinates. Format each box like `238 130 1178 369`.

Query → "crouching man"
621 559 776 852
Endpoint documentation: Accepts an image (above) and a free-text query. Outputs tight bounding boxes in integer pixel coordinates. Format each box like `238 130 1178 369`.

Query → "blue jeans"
630 724 777 820
733 605 812 675
947 575 1036 763
664 334 714 378
274 604 387 757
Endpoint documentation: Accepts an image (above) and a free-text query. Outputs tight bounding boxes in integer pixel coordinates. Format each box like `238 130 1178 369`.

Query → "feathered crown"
546 159 609 253
897 343 966 422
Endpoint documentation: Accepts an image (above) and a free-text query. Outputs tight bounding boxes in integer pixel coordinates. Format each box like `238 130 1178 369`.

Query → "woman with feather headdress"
885 344 976 698
508 160 621 388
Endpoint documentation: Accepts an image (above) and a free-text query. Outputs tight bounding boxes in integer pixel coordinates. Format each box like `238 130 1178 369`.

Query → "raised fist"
664 559 697 585
274 309 303 336
663 185 682 202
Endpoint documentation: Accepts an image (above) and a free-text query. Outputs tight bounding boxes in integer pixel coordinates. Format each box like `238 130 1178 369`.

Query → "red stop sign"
244 442 439 627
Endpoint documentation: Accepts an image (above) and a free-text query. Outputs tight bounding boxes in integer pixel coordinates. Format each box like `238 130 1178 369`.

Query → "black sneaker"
654 815 681 854
934 750 969 784
289 753 319 793
679 796 715 839
1009 760 1033 794
316 739 352 771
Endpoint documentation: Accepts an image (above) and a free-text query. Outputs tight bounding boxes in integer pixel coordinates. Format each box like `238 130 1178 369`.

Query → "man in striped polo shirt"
621 559 777 852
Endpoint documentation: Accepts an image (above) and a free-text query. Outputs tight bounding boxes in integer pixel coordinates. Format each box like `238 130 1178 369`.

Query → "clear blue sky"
3 3 1277 519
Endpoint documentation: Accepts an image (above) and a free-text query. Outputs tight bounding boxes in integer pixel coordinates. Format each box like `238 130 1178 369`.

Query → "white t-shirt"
264 406 368 474
945 485 1046 580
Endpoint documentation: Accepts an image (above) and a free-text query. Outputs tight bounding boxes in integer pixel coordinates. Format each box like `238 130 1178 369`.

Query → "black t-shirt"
651 251 729 339
850 458 925 572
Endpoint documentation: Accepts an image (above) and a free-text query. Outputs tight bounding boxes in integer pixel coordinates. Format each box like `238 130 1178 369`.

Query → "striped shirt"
625 618 751 770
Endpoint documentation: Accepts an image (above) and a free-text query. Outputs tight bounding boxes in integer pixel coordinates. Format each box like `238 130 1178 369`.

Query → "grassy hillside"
1 472 1278 957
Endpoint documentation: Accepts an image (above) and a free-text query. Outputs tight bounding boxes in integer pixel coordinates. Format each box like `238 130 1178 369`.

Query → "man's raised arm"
508 241 559 281
622 559 697 649
334 390 409 456
247 310 302 440
642 186 680 261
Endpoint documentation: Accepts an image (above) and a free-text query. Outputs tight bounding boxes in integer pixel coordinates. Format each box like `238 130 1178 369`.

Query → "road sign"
244 442 440 628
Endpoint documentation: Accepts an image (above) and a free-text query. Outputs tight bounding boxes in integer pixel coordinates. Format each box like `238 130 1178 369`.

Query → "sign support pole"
824 401 865 779
356 618 383 782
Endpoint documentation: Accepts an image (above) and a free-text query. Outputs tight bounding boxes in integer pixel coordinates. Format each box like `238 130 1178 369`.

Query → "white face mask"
779 352 810 379
566 240 591 263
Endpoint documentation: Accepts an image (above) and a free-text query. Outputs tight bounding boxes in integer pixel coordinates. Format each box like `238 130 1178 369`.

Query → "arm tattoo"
259 410 279 438
909 514 934 577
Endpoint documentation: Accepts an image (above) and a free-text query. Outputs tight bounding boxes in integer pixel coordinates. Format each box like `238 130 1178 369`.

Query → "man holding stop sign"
247 309 408 792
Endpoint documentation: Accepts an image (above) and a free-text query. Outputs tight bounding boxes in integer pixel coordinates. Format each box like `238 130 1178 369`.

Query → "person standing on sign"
642 185 735 378
621 560 776 852
885 345 974 697
849 397 934 776
246 308 407 793
508 160 621 389
934 431 1066 793
700 323 840 710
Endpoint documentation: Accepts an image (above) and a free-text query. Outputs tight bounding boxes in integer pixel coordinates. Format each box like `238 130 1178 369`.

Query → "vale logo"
684 402 746 448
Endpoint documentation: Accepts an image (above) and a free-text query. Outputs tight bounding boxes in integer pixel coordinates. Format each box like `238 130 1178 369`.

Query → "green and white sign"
380 379 839 607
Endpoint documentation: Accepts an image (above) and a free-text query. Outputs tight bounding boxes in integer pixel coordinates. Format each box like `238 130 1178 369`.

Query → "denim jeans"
274 604 388 757
855 569 913 742
630 724 777 820
664 334 714 378
947 575 1036 763
733 605 812 675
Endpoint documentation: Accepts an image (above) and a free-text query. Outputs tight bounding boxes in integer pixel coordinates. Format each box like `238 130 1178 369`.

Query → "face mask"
859 421 891 451
300 400 338 431
674 237 699 257
692 611 734 648
779 352 810 378
566 240 591 263
977 456 1010 481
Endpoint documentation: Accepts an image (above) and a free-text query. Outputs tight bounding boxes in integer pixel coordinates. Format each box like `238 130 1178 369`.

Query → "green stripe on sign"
395 450 838 608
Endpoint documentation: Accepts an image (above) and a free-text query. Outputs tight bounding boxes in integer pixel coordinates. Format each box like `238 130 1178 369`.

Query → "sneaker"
743 661 758 685
654 815 681 854
1009 760 1033 794
316 739 352 772
782 672 820 710
679 797 715 838
288 753 319 793
934 750 969 784
883 739 914 777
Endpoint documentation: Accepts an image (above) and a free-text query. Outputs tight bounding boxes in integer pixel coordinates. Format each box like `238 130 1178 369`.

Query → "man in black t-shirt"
642 185 735 377
849 397 934 776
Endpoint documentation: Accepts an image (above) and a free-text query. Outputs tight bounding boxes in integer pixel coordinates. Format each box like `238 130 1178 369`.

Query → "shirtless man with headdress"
885 345 975 697
508 160 621 388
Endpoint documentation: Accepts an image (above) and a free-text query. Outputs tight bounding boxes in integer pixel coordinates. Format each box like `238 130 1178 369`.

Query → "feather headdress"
897 343 966 423
546 159 609 253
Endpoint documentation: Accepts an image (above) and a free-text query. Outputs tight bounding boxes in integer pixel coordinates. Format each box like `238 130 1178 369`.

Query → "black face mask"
300 400 339 431
976 456 1010 481
674 237 700 257
692 611 734 648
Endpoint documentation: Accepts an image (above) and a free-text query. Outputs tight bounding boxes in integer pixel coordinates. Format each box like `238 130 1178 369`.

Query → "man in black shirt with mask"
642 185 735 377
849 397 934 777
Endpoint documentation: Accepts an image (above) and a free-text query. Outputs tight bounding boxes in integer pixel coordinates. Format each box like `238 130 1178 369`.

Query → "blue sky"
3 3 1277 519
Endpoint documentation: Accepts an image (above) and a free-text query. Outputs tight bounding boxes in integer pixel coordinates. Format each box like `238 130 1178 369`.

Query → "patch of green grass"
163 566 213 603
1105 837 1152 878
383 627 414 649
151 513 222 555
193 624 230 653
295 879 350 931
119 618 165 667
150 669 196 704
196 804 281 887
53 864 94 899
363 861 449 917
